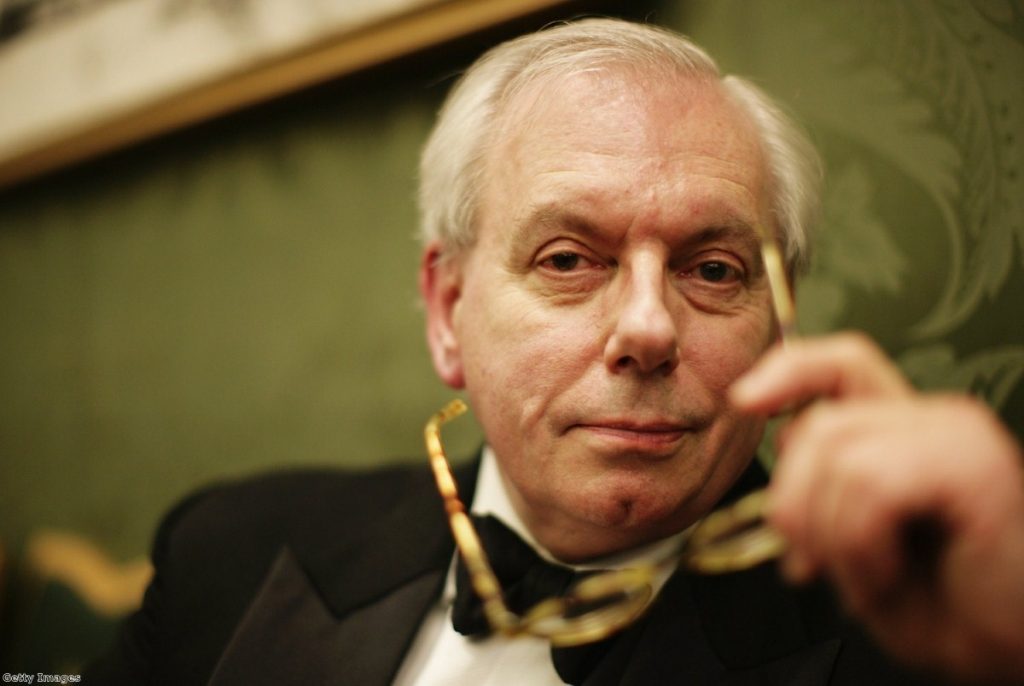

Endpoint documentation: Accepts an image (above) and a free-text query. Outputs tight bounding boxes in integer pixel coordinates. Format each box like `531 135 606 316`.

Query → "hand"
731 332 1024 682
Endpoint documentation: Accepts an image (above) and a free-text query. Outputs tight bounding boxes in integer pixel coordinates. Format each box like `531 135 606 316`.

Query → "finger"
790 407 948 611
731 332 912 415
770 401 914 587
767 403 847 582
818 447 913 616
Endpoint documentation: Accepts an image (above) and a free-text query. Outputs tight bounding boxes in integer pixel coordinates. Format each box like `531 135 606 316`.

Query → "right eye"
533 244 607 296
544 252 584 272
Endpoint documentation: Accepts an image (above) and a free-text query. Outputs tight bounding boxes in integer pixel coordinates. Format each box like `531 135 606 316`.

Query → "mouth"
571 420 690 454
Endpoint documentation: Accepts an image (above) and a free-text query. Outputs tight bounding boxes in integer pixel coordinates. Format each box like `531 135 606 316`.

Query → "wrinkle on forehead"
489 69 767 194
494 66 755 157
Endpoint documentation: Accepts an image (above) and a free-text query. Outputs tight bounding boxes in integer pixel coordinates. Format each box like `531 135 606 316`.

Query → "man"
87 18 1024 685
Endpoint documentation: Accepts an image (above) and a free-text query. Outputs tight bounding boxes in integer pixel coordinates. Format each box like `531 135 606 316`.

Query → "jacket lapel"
207 547 446 686
208 461 479 686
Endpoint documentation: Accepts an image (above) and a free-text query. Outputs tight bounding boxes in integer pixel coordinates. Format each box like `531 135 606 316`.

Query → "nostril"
612 352 677 376
657 356 679 376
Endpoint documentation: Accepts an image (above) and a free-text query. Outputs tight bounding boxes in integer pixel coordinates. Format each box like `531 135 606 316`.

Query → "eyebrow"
689 223 763 253
513 204 606 246
515 203 764 260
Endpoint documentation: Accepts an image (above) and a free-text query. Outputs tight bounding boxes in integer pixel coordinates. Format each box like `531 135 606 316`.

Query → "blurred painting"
0 0 565 186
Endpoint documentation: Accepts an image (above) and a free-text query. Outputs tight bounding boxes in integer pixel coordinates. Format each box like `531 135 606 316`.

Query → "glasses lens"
682 490 787 573
522 568 654 646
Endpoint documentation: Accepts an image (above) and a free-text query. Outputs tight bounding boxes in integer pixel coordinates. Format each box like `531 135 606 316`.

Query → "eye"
533 244 606 296
541 251 593 272
696 261 736 283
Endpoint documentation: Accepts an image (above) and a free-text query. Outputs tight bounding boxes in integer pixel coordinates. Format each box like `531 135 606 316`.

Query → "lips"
571 420 690 452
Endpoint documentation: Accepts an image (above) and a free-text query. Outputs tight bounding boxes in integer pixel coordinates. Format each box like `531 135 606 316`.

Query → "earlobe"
419 243 466 389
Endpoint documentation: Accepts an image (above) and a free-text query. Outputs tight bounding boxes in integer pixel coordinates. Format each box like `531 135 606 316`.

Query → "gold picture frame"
0 0 570 189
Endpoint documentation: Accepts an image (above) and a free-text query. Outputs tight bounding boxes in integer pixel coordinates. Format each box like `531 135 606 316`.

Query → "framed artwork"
0 0 569 188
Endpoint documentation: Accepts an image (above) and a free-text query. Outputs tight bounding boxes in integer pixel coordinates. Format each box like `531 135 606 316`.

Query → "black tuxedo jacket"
87 460 947 685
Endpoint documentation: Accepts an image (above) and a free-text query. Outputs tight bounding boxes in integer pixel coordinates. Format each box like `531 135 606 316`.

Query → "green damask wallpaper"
672 1 1024 419
0 0 1021 562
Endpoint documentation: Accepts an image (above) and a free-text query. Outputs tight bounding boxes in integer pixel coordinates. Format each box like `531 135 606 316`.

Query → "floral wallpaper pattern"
675 0 1024 421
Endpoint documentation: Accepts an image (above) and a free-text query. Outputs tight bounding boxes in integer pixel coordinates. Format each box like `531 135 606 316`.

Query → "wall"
1 0 1021 561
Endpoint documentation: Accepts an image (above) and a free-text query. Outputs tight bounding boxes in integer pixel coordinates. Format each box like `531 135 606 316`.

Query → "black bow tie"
451 514 621 684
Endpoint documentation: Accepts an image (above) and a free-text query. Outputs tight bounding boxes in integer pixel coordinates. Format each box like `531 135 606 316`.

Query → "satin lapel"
209 459 480 686
208 547 445 686
304 460 478 619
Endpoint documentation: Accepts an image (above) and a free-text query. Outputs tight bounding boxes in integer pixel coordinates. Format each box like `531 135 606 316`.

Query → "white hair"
418 18 822 273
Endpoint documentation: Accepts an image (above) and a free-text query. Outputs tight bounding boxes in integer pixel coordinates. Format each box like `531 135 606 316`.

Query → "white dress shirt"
393 448 689 686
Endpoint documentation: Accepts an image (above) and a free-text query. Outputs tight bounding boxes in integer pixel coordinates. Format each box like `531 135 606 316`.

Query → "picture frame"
0 0 570 189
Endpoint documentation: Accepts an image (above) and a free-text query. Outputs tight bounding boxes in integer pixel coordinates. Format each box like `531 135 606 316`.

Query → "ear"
419 242 466 389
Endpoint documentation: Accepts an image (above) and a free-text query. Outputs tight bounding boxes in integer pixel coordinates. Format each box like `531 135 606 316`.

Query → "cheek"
457 288 597 432
682 307 775 393
462 287 594 382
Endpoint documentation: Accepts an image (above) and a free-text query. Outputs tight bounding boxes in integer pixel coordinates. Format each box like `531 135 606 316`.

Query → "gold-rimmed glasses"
423 223 797 645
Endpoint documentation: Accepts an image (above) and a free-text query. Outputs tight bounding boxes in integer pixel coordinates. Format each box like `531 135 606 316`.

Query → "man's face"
423 69 777 561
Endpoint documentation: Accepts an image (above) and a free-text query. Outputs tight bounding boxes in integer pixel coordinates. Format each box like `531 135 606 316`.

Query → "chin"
575 474 697 535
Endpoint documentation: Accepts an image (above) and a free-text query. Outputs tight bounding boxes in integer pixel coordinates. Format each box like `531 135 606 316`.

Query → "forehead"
479 66 769 240
496 66 762 166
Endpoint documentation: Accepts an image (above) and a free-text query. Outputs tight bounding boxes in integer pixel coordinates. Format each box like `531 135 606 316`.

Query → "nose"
603 263 680 376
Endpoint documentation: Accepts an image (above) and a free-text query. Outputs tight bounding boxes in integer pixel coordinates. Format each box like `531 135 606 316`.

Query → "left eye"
696 261 736 283
544 252 584 271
